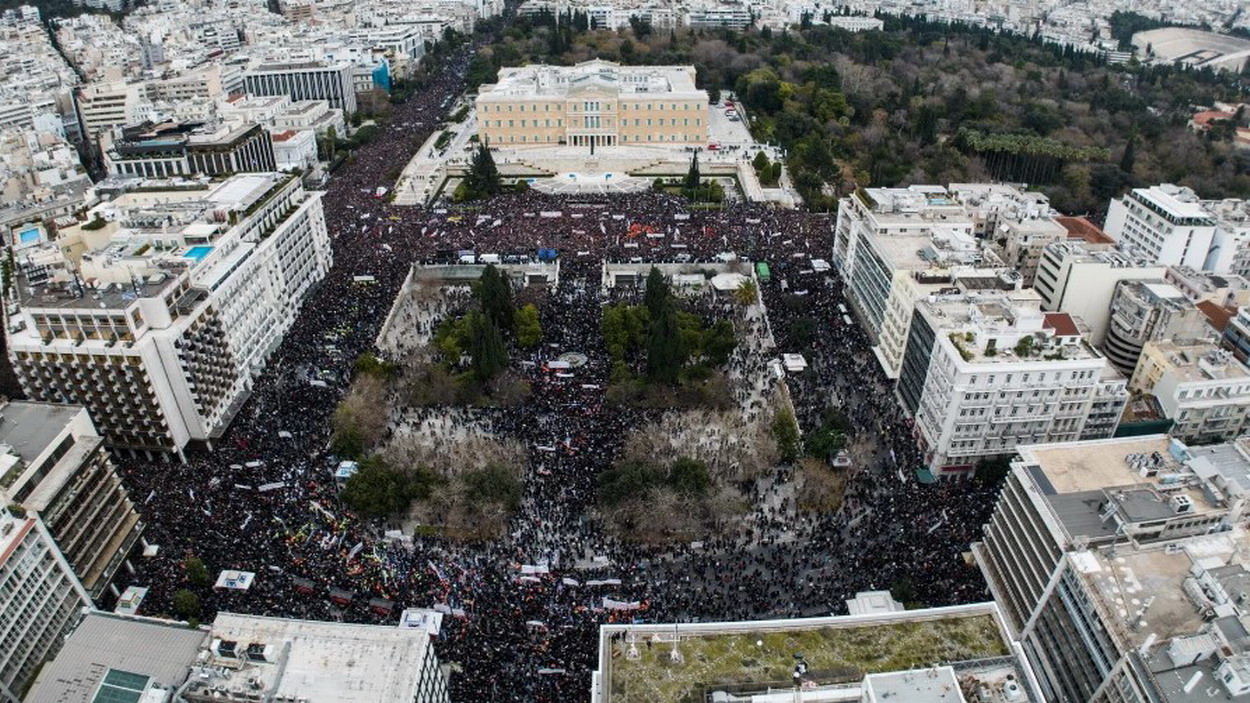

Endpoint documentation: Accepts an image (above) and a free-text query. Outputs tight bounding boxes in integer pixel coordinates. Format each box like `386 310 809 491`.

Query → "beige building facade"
475 59 708 149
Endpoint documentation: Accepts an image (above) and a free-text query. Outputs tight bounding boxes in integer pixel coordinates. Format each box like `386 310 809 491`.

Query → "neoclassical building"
475 59 708 149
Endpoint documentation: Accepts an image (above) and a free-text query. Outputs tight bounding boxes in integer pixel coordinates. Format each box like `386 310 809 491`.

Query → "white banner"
602 597 641 611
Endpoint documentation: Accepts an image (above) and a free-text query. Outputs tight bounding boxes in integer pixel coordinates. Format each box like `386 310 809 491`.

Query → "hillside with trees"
473 12 1250 215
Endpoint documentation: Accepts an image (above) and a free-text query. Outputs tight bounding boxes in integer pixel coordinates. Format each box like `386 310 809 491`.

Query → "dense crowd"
115 41 1000 703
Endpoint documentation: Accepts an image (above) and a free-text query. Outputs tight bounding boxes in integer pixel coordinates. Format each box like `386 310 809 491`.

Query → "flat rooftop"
1149 341 1249 383
1074 532 1246 650
195 613 432 703
0 401 79 464
24 612 208 703
1023 436 1199 497
863 666 963 703
1133 186 1213 221
597 604 1021 703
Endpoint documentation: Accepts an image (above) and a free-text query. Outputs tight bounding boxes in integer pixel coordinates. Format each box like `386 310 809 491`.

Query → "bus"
755 262 771 282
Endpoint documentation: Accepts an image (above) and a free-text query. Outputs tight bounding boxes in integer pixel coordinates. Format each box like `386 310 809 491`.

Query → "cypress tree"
478 264 514 332
646 299 683 385
644 267 670 320
468 312 507 381
1119 133 1137 175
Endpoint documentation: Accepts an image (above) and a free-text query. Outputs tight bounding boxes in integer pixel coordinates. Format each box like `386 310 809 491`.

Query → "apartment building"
106 120 277 178
243 59 357 115
74 82 153 139
1131 339 1250 444
833 185 1053 378
973 434 1250 703
685 5 752 28
0 510 90 703
1103 279 1211 376
7 173 332 456
1224 307 1250 362
897 289 1126 475
0 402 143 600
1104 184 1219 269
1033 241 1166 346
475 60 708 149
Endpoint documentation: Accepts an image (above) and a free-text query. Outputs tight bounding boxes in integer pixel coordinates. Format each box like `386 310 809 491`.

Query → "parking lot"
707 99 763 150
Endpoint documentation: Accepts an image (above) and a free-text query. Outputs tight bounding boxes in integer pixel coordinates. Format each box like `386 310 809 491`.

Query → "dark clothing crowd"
115 42 1000 703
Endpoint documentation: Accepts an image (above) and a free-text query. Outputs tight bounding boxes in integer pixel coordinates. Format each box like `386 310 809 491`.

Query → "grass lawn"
607 613 1007 703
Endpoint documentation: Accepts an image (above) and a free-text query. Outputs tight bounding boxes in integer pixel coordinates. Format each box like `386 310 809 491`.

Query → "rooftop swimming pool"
184 245 214 262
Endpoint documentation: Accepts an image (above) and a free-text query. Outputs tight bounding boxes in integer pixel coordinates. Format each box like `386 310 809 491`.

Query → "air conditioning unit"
211 639 238 658
1172 495 1194 515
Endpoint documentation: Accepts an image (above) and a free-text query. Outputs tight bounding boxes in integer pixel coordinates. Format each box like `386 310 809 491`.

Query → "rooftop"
1132 185 1214 222
479 59 702 99
1055 215 1115 245
597 604 1023 703
24 612 208 703
0 401 80 465
1150 341 1248 384
190 613 432 703
922 291 1105 365
1073 532 1241 650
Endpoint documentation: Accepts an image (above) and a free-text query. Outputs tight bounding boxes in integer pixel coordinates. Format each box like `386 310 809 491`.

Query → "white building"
1104 184 1218 269
185 613 450 703
1033 240 1167 346
834 185 1032 378
270 128 318 171
243 58 357 115
7 173 332 456
897 289 1126 476
0 510 90 703
1131 339 1250 444
1205 197 1250 277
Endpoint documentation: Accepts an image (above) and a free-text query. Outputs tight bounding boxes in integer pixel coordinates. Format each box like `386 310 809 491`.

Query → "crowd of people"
115 40 1002 703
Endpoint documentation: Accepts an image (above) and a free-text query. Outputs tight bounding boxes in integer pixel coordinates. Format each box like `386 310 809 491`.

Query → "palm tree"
734 279 759 306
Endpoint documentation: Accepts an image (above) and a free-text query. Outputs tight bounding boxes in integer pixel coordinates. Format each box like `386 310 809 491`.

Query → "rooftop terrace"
597 605 1019 703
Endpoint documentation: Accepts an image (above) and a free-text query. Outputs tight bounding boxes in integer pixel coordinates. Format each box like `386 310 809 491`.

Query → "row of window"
484 101 701 113
493 133 701 144
484 117 703 128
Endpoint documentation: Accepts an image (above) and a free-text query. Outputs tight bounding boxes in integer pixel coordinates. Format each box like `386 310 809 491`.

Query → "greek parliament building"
6 173 332 457
474 60 708 148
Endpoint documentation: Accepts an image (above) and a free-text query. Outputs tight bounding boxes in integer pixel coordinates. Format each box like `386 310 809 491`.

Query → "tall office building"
243 59 357 115
7 173 332 456
0 511 90 703
475 60 708 149
0 402 143 600
897 289 1126 476
974 434 1250 703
